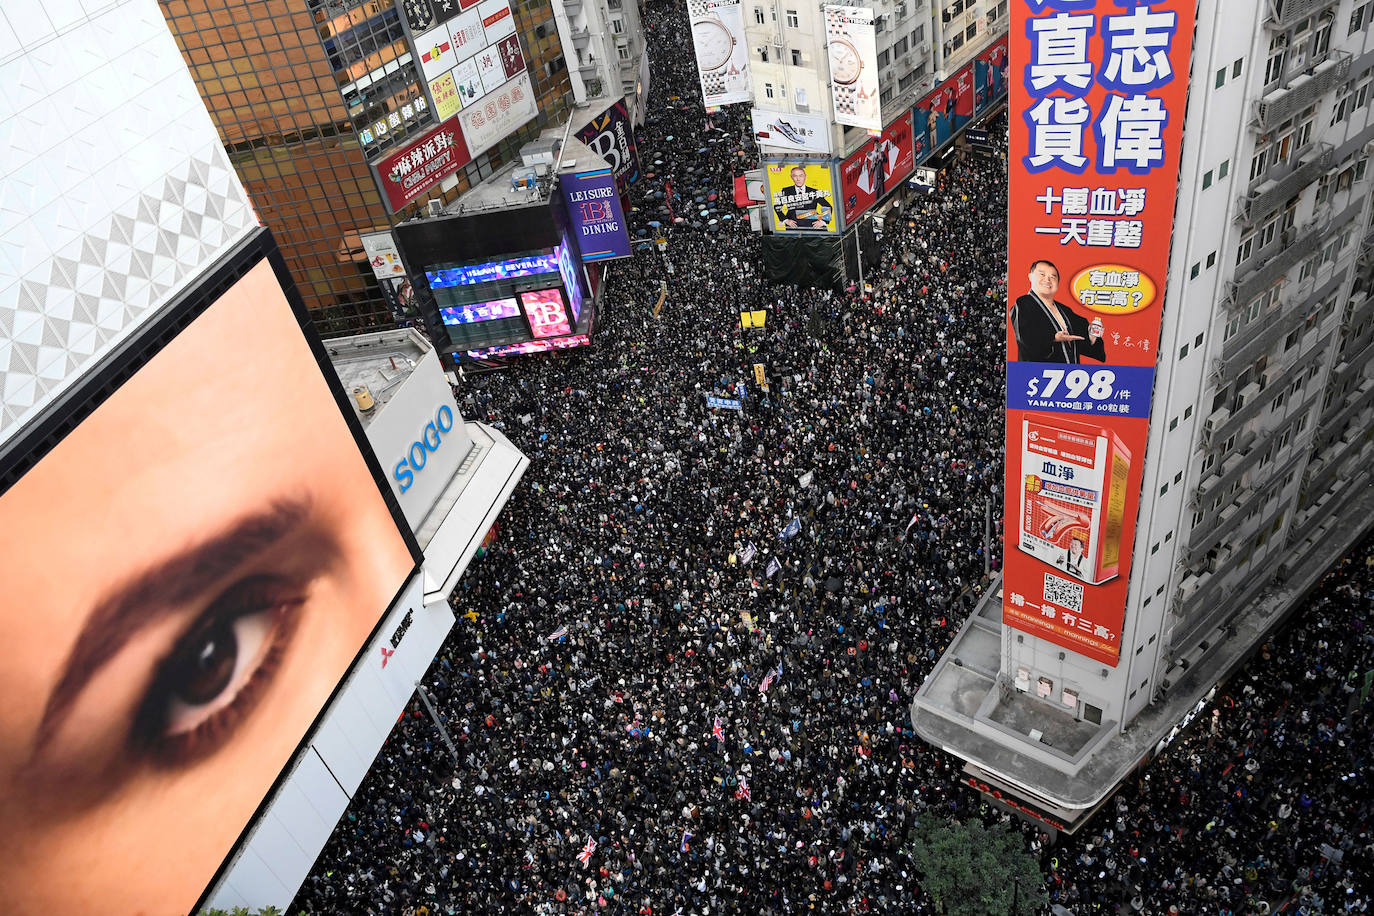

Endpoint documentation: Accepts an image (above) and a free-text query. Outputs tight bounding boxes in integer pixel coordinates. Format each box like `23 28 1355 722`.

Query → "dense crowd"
290 0 1374 912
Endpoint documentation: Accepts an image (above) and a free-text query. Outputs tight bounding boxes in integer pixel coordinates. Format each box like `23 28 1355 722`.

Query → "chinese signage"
688 0 752 107
838 112 914 226
457 71 537 157
824 6 881 131
562 169 632 262
766 162 838 233
398 0 534 164
373 117 472 213
1003 0 1195 666
576 100 641 191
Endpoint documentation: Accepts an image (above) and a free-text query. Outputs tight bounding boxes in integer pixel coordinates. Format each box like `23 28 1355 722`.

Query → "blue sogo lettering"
394 404 456 492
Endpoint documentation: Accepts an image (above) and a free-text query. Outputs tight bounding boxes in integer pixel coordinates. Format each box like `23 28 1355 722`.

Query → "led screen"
463 333 591 358
555 240 584 324
426 251 558 288
0 259 415 916
520 287 571 338
440 297 522 325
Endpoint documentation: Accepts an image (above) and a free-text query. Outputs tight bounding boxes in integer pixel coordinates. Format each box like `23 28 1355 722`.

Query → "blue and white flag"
739 542 757 565
707 395 743 410
780 517 801 540
765 556 782 578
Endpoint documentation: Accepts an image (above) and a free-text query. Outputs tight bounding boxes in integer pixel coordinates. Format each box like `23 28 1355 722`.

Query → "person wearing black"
1011 259 1107 363
773 166 834 230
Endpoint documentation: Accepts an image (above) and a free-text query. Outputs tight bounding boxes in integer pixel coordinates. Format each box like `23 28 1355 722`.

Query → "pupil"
174 620 237 705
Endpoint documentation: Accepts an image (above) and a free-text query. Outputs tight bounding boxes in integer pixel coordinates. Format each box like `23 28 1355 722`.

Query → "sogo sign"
393 404 456 492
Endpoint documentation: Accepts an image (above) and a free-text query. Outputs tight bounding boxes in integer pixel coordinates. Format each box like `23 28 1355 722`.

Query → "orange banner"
1003 0 1196 666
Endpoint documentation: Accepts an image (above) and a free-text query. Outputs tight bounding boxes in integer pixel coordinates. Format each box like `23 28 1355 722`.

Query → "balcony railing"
1266 0 1337 29
1226 225 1324 309
1236 144 1333 225
1252 52 1352 130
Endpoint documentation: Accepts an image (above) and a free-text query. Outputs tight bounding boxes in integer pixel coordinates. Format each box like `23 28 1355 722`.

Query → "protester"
290 0 1374 912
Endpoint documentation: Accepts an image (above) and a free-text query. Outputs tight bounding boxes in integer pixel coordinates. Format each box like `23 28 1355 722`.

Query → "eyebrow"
33 496 312 753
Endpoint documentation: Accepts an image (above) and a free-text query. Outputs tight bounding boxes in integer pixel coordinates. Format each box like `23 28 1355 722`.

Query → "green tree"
902 819 1049 916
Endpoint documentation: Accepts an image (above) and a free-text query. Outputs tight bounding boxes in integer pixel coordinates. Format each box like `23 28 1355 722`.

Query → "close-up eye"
133 576 305 764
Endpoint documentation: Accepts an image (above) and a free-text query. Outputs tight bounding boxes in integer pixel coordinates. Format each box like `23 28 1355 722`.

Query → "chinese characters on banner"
1003 0 1194 667
561 168 633 262
575 100 642 192
372 117 473 212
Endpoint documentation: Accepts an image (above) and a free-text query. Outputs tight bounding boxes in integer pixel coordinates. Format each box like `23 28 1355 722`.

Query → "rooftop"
443 129 605 216
323 328 431 428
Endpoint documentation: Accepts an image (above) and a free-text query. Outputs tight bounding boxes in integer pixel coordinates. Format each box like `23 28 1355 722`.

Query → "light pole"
415 680 461 767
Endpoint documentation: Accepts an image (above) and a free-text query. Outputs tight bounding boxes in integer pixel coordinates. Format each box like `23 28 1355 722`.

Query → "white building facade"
915 0 1374 833
744 0 1008 160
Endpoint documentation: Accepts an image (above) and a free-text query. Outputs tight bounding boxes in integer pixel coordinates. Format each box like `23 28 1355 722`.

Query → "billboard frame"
0 227 424 914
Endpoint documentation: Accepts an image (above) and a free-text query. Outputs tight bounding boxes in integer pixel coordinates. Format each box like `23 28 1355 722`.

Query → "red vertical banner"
1003 0 1195 666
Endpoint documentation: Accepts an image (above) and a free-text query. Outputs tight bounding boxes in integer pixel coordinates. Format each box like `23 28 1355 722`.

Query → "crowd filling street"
292 0 1374 912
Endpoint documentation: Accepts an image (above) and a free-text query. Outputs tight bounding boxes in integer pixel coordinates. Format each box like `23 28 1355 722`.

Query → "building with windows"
162 0 578 336
915 0 1374 835
550 0 647 114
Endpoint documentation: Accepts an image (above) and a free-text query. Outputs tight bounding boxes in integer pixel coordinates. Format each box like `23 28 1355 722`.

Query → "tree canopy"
904 819 1050 916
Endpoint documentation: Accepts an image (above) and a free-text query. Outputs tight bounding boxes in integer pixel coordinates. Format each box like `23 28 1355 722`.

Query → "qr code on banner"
1043 573 1083 613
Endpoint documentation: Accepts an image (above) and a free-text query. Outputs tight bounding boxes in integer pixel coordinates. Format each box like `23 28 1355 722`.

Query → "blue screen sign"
426 252 559 289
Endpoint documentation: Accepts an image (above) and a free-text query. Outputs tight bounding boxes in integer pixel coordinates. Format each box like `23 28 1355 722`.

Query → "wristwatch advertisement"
688 0 752 106
824 4 881 131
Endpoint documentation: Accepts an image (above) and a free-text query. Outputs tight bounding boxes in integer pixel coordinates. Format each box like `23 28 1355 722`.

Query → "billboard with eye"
0 236 418 916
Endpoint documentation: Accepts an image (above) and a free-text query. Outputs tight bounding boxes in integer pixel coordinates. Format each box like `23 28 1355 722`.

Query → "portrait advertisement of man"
771 165 835 231
1010 259 1108 364
0 258 417 916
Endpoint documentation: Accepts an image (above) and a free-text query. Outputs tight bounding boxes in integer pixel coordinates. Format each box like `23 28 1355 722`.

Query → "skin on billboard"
767 163 837 233
0 260 415 915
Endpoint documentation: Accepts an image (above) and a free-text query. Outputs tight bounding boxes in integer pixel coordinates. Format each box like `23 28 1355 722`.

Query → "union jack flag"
577 836 596 866
680 829 693 854
711 716 725 742
735 778 751 801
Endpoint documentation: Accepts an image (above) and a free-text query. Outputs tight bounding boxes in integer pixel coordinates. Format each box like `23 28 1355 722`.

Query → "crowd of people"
290 0 1374 912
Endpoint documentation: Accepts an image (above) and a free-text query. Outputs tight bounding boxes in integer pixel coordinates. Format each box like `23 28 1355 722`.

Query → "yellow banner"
766 162 838 233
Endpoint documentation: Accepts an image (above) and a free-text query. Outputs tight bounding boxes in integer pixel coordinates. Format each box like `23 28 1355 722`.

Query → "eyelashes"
132 576 304 766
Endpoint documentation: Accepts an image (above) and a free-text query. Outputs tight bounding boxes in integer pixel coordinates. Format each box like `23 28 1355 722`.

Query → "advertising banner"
824 5 881 130
398 0 530 161
373 117 472 213
361 230 408 279
750 107 832 155
688 0 752 107
915 80 959 153
975 33 1010 113
1003 0 1195 667
766 162 838 233
0 257 416 916
838 112 915 226
575 100 642 191
562 168 632 262
457 70 537 157
952 62 976 131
